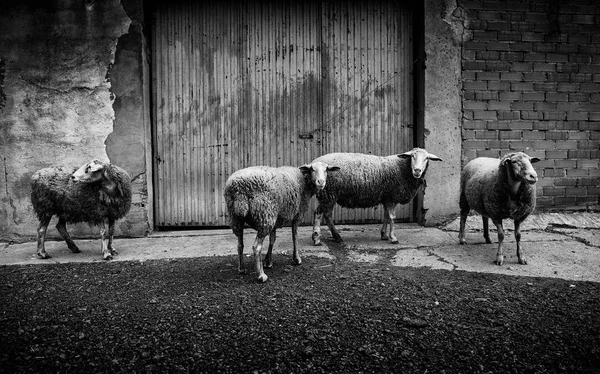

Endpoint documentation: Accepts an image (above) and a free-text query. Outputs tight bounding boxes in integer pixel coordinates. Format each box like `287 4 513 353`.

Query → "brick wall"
459 0 600 212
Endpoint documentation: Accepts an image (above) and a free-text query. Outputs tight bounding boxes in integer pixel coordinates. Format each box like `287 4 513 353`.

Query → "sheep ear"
427 154 443 162
398 151 413 159
327 166 340 172
530 157 541 164
299 165 312 174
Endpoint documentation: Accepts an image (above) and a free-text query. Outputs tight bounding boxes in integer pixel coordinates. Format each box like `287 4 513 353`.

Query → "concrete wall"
422 0 463 225
0 0 152 241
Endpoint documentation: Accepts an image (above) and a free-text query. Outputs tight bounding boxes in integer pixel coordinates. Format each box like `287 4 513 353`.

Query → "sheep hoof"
264 262 273 269
103 254 113 261
494 256 504 266
312 233 321 246
485 238 492 244
293 257 302 266
37 252 51 259
69 246 81 254
109 248 118 256
459 239 466 245
518 257 528 265
381 234 389 241
390 239 399 244
257 274 268 283
238 269 246 275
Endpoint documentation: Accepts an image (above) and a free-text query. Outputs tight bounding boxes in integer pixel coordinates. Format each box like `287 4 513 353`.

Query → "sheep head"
72 160 107 183
501 152 540 193
399 148 443 179
299 162 340 191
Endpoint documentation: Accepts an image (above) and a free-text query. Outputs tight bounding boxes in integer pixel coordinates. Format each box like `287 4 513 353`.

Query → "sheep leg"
100 220 113 261
252 235 268 283
235 229 245 274
291 218 302 265
36 217 52 259
482 217 492 244
264 228 276 269
56 217 80 253
515 220 527 265
323 209 343 243
380 207 390 240
107 218 118 256
458 193 469 245
385 205 398 244
312 209 323 246
493 219 505 266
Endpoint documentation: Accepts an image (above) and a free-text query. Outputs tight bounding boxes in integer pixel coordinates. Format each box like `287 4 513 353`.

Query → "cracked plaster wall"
0 0 150 241
422 0 464 225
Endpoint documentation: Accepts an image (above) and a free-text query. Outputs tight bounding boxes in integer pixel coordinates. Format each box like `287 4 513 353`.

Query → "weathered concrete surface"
2 213 599 283
0 1 132 241
422 0 463 225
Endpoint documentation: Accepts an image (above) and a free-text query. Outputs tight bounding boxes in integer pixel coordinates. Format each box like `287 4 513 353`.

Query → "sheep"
458 152 541 266
310 148 443 245
224 162 339 283
30 159 132 260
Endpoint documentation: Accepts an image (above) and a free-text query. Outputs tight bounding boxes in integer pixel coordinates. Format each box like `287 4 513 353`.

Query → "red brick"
488 81 511 90
498 31 521 41
488 101 511 110
475 91 499 100
545 34 569 43
464 140 488 150
554 197 577 205
556 64 579 73
543 187 566 196
568 132 590 140
554 160 577 168
569 150 591 158
566 187 588 196
547 73 570 82
555 121 580 130
522 111 544 120
533 140 556 150
566 112 589 121
511 102 533 110
473 30 499 40
464 41 488 51
579 65 600 74
557 83 580 92
554 178 578 187
509 43 532 52
570 73 593 83
500 51 525 61
557 102 581 111
521 32 545 42
544 168 566 177
474 111 498 120
486 61 511 71
534 102 557 111
523 52 546 62
568 169 589 178
500 72 522 81
476 150 501 158
463 61 486 70
463 120 487 130
577 140 600 150
569 92 590 101
475 130 499 139
570 55 593 64
580 178 600 186
497 111 521 120
488 140 510 148
510 62 534 71
523 131 545 140
545 132 568 140
522 92 545 101
463 130 477 140
498 130 521 139
568 35 590 44
546 150 568 159
464 101 487 110
463 81 488 90
533 82 557 91
510 121 534 130
477 72 501 80
477 51 501 60
487 42 511 51
555 140 579 150
580 102 600 111
579 122 600 130
509 140 534 150
511 82 534 91
543 112 567 120
486 121 511 130
499 91 521 100
546 92 568 101
464 110 474 120
581 83 600 92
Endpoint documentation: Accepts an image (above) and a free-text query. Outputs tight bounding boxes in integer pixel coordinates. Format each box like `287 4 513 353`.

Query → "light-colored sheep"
30 160 132 260
310 148 443 245
224 162 339 283
458 152 541 265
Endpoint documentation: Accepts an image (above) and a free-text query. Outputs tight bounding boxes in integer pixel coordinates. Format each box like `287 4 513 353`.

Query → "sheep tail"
230 195 250 218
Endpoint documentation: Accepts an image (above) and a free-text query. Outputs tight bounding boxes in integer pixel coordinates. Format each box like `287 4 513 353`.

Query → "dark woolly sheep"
224 162 339 283
458 152 541 265
31 160 132 260
310 148 443 245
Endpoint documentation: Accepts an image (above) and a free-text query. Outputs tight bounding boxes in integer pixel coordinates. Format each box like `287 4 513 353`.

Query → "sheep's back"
313 153 414 208
225 166 307 231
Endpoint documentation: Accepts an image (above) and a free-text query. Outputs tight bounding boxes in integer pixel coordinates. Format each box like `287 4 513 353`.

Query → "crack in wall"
3 156 19 225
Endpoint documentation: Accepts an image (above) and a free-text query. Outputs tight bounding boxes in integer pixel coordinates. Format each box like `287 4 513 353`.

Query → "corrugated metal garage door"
152 1 414 227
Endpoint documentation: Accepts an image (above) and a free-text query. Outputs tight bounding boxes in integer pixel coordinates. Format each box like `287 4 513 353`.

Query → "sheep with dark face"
458 152 541 265
224 162 339 283
30 160 132 260
311 148 443 245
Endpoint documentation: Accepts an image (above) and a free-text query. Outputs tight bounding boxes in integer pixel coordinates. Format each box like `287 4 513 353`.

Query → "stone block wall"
459 0 600 211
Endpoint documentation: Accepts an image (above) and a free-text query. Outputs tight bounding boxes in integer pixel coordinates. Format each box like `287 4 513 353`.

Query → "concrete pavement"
1 212 599 283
